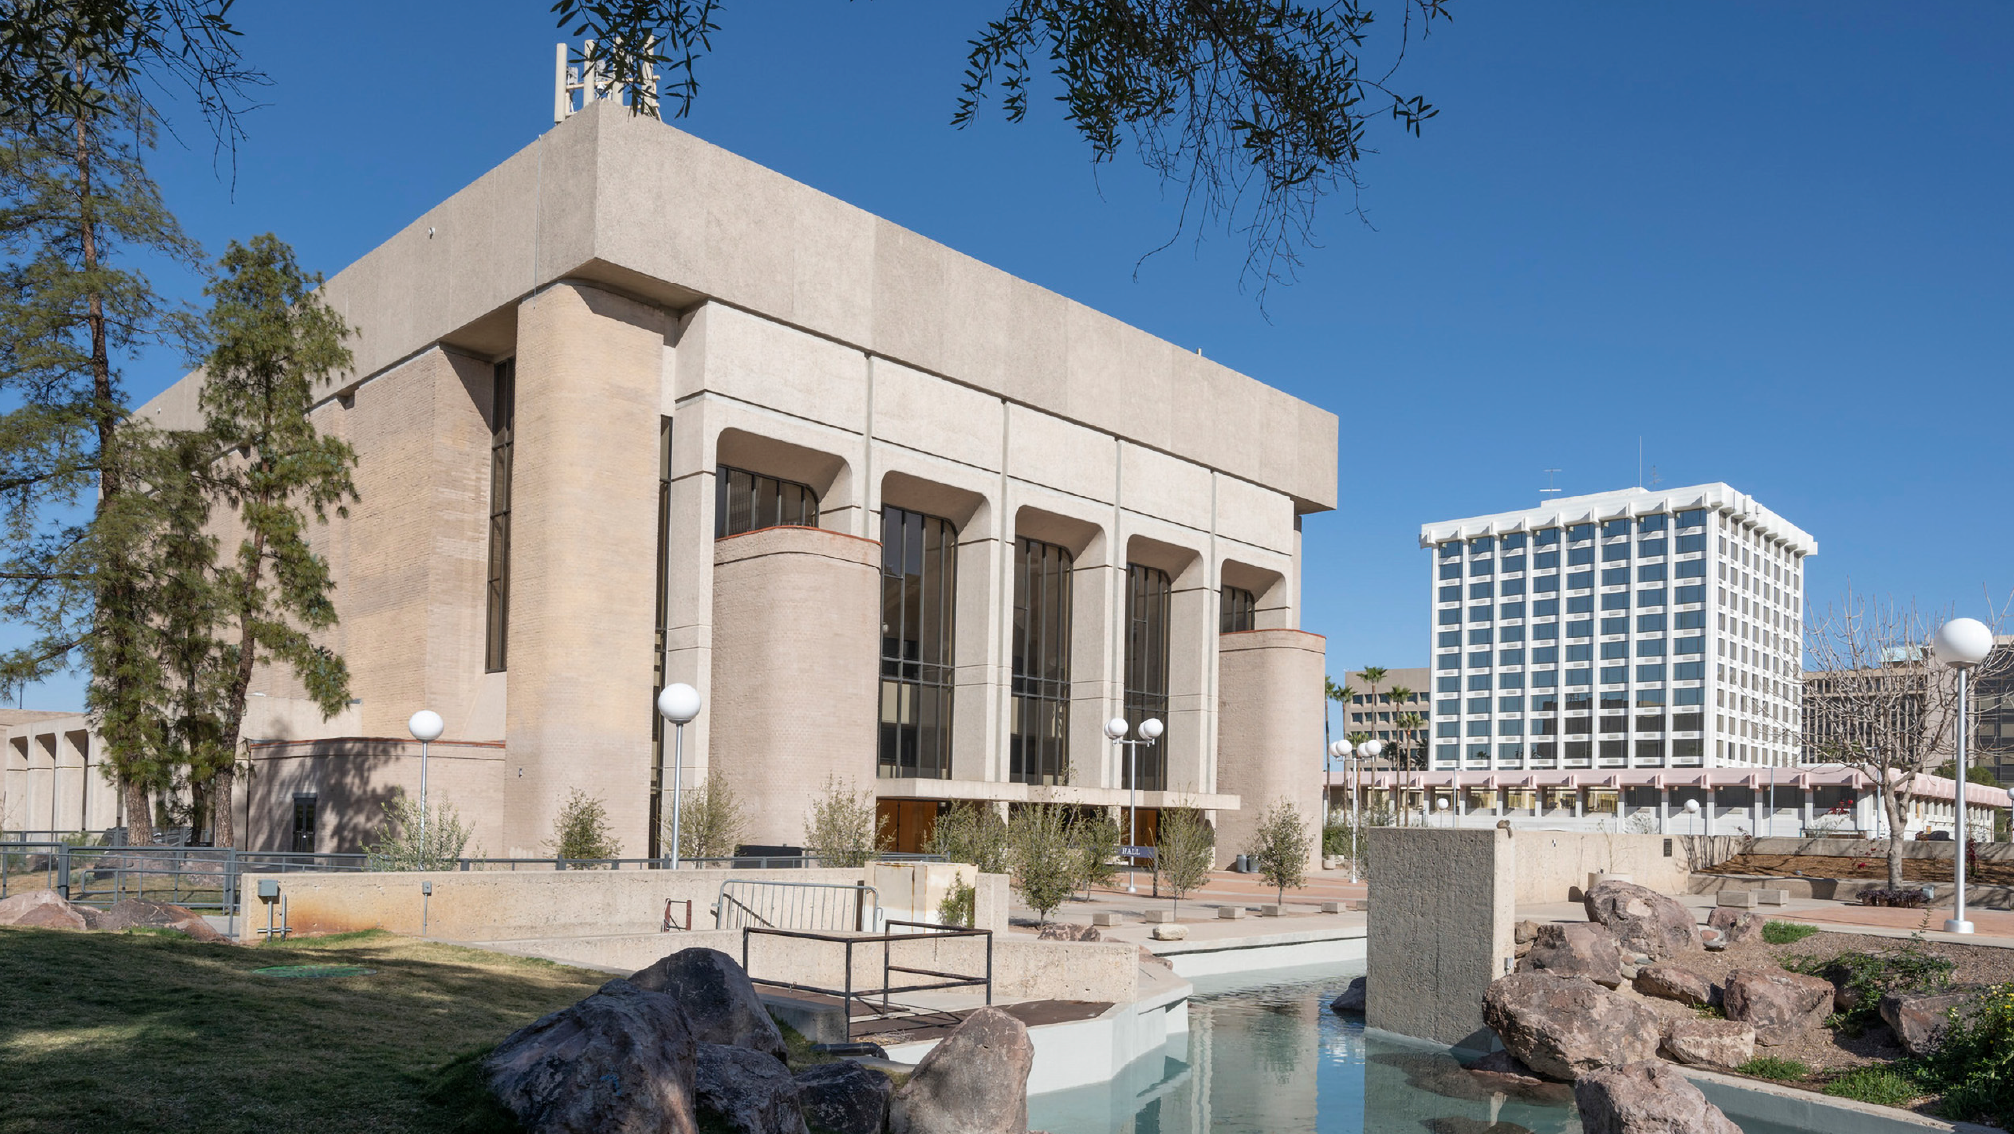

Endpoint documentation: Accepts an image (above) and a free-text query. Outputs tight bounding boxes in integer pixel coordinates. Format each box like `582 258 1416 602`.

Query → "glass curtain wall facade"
1124 565 1172 790
715 466 820 537
878 507 957 779
484 359 516 672
1010 538 1073 785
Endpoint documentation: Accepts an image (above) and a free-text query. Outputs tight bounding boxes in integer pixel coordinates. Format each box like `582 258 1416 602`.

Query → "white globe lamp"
407 710 444 865
1935 617 1995 934
656 683 703 869
1104 717 1130 740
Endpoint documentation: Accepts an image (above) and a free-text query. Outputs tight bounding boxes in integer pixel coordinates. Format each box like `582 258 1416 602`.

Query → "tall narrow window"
290 793 318 853
878 507 957 779
715 465 819 537
484 359 515 672
1124 564 1172 791
1221 586 1256 633
1011 538 1073 785
649 417 673 856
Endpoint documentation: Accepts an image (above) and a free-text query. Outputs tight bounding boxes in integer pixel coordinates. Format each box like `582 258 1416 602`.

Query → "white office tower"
1419 484 1815 774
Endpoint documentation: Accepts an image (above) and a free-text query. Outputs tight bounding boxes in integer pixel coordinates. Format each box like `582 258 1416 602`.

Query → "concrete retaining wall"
236 864 1009 943
1510 831 1693 903
1744 836 2014 862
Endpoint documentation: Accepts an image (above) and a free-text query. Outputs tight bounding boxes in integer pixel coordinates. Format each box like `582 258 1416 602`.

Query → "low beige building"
6 103 1337 867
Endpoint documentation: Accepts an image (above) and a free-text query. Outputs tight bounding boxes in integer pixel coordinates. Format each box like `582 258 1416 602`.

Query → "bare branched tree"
554 0 1452 302
1803 586 2012 890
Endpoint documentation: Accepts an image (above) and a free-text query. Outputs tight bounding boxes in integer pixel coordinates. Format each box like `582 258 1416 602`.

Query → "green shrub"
1738 1056 1811 1081
1790 938 1954 1032
937 878 975 928
1762 920 1819 945
545 789 621 863
1916 982 2014 1129
1820 1066 1921 1106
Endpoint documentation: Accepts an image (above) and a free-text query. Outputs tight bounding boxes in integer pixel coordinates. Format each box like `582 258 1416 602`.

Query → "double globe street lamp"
1327 737 1382 884
1106 716 1164 893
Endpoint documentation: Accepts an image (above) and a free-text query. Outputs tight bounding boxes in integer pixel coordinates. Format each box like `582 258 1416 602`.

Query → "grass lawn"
0 926 609 1134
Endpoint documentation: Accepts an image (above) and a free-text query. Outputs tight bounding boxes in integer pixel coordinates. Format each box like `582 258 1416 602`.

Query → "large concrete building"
7 104 1338 864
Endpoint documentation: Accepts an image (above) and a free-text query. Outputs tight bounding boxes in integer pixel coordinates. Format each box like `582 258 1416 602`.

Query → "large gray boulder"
1330 976 1366 1014
1517 922 1625 989
1582 880 1702 960
1879 987 1985 1057
1574 1060 1742 1134
0 888 94 930
484 978 700 1134
888 1006 1033 1134
630 948 788 1060
1722 968 1835 1046
1480 972 1661 1081
794 1060 892 1134
1706 907 1766 946
1632 963 1714 1008
96 898 223 941
694 1043 807 1134
1659 1018 1756 1068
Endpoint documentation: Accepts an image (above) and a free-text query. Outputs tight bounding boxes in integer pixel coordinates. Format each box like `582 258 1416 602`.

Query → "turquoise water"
1026 963 1809 1134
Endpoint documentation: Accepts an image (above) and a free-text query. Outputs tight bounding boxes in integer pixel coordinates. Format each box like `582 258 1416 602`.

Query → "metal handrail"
739 920 994 1033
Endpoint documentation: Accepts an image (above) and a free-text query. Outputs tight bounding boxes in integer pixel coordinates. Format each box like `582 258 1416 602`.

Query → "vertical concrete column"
1165 567 1212 793
1216 630 1325 870
951 510 1002 784
1366 827 1515 1052
501 283 667 856
1068 551 1117 789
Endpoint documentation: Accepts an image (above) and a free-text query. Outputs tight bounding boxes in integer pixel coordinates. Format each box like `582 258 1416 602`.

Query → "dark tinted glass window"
1535 528 1561 546
1123 564 1172 791
1220 586 1256 633
484 359 515 673
1011 538 1072 785
880 507 957 779
717 466 820 536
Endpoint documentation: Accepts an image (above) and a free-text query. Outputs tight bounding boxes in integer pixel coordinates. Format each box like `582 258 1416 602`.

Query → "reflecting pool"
1026 963 1813 1134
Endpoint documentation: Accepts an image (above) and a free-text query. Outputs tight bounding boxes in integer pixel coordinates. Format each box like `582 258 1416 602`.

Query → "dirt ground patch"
1700 852 2014 886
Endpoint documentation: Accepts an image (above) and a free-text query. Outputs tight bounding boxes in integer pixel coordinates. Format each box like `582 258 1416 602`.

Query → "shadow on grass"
0 925 601 1134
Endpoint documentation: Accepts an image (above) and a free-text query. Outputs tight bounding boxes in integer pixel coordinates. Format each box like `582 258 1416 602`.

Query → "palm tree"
1394 711 1426 771
1384 683 1413 759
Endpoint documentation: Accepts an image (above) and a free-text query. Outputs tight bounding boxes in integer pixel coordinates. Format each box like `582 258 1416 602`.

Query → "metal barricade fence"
715 879 881 932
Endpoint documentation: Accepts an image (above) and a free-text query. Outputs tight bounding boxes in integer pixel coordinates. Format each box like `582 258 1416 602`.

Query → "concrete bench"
1716 890 1757 908
1319 901 1346 914
1140 909 1175 924
1217 905 1247 920
1756 888 1790 906
1259 904 1288 917
1090 911 1122 927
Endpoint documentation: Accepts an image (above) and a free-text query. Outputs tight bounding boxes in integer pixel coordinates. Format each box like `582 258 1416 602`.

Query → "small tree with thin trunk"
925 801 1010 875
365 792 474 871
1008 803 1077 924
1155 807 1214 918
1072 809 1121 899
547 788 622 863
803 774 883 868
674 771 747 861
1247 797 1312 904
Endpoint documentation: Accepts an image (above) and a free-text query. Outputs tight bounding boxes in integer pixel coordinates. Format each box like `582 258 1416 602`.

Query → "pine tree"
0 93 204 844
197 234 359 848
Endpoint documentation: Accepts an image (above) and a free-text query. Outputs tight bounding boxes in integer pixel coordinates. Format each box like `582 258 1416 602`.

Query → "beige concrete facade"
74 101 1339 862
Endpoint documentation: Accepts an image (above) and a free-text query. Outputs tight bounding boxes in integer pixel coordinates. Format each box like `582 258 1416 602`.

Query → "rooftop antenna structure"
1539 468 1563 500
555 40 661 125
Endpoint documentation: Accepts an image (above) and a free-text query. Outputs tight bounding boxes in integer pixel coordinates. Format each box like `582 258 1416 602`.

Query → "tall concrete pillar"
709 525 880 847
501 283 667 856
1215 629 1325 870
1367 827 1515 1053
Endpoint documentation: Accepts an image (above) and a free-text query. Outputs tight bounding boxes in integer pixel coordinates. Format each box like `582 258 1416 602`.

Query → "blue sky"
8 2 2011 714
